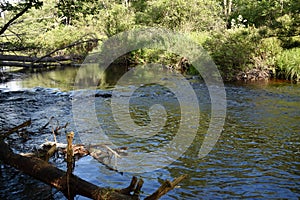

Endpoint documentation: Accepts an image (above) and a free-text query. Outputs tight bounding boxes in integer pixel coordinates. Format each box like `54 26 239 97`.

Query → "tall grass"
276 48 300 82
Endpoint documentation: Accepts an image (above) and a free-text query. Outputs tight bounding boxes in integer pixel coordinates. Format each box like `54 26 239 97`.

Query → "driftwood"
0 119 31 139
0 121 187 199
66 132 75 200
145 174 188 200
0 139 141 200
45 143 57 162
0 37 98 68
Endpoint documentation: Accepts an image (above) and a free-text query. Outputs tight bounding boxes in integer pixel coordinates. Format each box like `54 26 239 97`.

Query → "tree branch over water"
0 1 42 35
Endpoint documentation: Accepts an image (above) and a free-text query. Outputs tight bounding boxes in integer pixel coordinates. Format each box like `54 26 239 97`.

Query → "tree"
223 0 232 26
0 0 43 35
55 0 102 25
143 0 225 32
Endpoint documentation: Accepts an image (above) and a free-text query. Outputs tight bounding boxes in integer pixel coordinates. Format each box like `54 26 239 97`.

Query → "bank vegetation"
1 0 299 81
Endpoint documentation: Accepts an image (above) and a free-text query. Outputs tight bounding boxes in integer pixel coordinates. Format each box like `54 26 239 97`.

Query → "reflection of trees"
21 66 79 90
75 64 104 89
76 63 170 89
75 64 130 89
19 64 176 91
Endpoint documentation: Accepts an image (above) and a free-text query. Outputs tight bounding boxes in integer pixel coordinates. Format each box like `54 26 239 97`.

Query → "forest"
1 0 299 81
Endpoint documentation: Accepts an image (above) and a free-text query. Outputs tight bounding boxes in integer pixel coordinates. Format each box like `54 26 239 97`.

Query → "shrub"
98 4 136 37
144 0 225 32
204 27 262 80
253 37 283 76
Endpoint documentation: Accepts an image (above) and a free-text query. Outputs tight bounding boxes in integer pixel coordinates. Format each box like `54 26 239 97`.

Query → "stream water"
0 66 299 199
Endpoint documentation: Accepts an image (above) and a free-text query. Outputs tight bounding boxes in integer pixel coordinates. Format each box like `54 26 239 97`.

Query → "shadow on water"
0 66 299 199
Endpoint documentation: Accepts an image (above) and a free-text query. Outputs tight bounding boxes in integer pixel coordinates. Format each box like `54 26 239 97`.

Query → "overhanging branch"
0 4 31 35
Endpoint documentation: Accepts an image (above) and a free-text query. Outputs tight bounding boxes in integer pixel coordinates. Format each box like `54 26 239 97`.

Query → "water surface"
0 66 299 199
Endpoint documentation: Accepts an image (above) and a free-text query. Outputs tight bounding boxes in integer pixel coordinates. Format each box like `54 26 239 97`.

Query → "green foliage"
1 0 100 56
55 0 102 25
128 31 210 65
276 48 300 82
1 0 299 83
187 32 210 46
254 37 283 75
99 4 136 37
0 0 43 12
35 25 85 55
280 36 300 49
204 27 289 81
204 27 262 80
144 0 225 32
227 0 299 37
229 0 284 27
129 49 180 66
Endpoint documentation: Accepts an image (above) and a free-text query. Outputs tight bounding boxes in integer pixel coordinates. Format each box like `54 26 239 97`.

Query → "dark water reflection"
0 66 299 199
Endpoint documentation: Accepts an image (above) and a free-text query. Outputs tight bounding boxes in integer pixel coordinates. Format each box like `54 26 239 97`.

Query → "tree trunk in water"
0 140 139 200
0 120 187 199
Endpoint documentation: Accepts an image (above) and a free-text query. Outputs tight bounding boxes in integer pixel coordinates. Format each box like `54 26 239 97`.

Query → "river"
0 65 299 199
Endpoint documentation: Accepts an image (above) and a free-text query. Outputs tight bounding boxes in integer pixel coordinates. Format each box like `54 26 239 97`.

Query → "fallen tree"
0 139 141 200
0 38 98 68
0 120 187 199
0 55 73 63
0 35 99 68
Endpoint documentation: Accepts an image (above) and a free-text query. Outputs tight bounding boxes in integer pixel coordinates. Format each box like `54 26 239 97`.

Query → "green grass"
276 48 300 82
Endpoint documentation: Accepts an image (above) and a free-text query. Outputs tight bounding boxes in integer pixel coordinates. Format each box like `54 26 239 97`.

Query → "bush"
204 27 293 81
276 48 300 82
253 37 283 76
98 4 136 37
204 27 262 80
144 0 225 32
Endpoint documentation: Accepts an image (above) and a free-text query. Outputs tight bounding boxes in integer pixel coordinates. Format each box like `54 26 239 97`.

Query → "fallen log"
0 120 187 199
0 54 73 63
32 37 98 64
0 61 71 68
45 144 57 162
0 139 140 200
